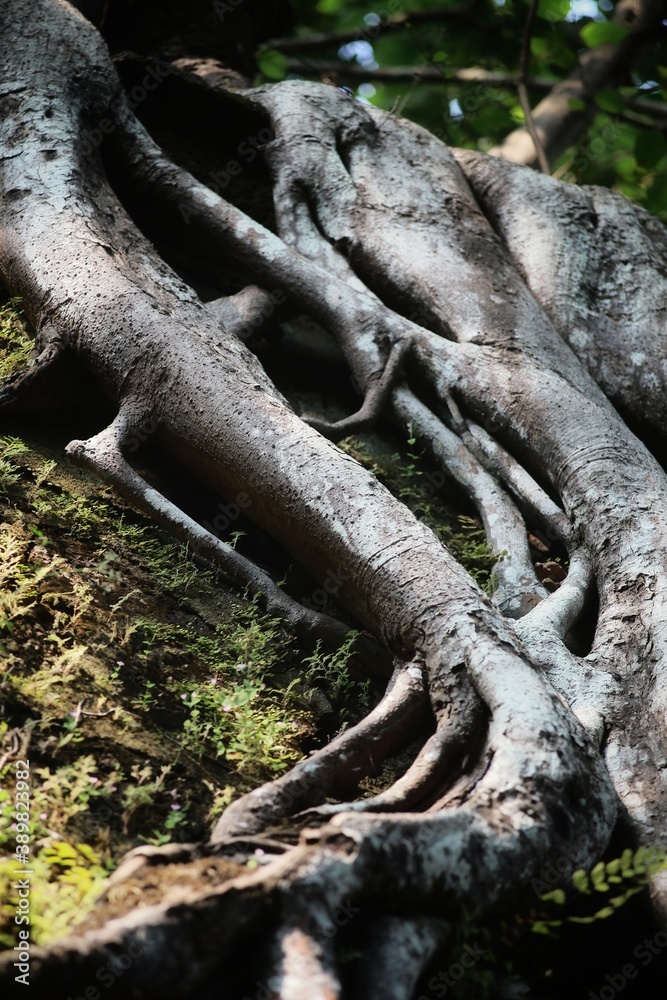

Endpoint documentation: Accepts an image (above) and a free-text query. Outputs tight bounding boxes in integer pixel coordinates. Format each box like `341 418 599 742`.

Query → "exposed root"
270 899 342 1000
304 339 412 442
1 6 666 995
448 411 574 547
205 284 290 343
301 692 483 818
210 663 431 841
391 385 546 618
65 410 390 675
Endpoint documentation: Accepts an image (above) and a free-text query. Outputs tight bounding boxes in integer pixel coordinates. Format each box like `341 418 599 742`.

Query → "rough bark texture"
0 1 666 998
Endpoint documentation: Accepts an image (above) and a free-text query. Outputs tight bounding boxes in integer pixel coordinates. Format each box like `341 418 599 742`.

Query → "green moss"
0 432 364 946
338 434 497 591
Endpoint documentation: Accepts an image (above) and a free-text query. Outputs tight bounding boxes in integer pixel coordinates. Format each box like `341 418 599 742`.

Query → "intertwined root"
2 2 667 995
12 659 614 998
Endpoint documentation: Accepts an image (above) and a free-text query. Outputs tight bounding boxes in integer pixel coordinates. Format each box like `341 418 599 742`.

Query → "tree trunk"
0 1 665 997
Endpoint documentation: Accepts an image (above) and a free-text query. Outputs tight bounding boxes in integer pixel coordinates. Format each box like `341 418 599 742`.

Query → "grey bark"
0 2 665 998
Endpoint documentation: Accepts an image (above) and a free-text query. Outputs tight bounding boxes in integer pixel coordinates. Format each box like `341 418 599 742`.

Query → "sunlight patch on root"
271 899 342 1000
106 842 203 887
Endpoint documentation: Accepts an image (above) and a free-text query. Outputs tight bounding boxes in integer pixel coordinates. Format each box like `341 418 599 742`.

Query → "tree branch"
284 58 557 91
626 94 667 120
517 0 550 174
270 4 499 53
619 108 667 131
492 0 666 168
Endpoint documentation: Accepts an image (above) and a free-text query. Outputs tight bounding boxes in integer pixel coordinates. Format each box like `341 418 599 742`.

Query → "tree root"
0 6 665 996
210 662 432 841
64 408 389 675
304 339 412 442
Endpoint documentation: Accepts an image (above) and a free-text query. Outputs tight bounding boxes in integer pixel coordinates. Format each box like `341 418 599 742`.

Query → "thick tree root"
64 410 389 674
205 284 291 343
303 708 482 818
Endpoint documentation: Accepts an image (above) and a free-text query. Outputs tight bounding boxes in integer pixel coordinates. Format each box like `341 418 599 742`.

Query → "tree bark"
0 1 665 998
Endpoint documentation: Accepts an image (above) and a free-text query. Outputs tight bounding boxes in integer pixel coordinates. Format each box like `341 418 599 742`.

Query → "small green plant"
131 679 158 711
339 433 497 590
179 674 305 774
119 764 172 831
532 845 667 934
0 298 32 382
31 489 111 539
113 517 216 593
0 524 63 639
139 802 190 847
95 550 124 589
0 841 111 947
301 630 370 709
0 436 29 497
57 709 86 748
397 425 424 494
448 516 498 592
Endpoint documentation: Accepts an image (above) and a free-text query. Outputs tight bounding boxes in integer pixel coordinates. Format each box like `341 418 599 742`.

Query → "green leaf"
591 861 607 886
530 33 576 71
609 891 635 908
531 919 561 935
317 0 346 12
541 888 566 905
538 0 570 22
580 22 630 48
595 90 625 114
568 98 586 111
572 869 590 893
614 153 637 176
257 49 287 81
592 906 616 919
